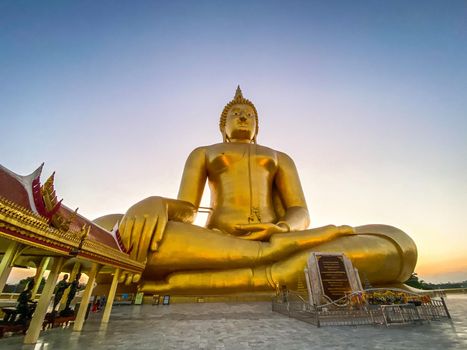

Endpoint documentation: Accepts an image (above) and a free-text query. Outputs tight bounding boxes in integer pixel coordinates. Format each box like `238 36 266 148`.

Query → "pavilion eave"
0 196 143 273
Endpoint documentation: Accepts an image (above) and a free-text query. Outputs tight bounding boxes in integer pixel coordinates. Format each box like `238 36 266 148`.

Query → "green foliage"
2 276 46 293
405 273 467 290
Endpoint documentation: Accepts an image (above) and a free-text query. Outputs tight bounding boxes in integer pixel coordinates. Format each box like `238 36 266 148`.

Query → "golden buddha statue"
95 87 417 295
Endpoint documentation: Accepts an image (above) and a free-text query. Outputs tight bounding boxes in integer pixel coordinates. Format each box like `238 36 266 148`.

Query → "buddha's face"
224 104 257 142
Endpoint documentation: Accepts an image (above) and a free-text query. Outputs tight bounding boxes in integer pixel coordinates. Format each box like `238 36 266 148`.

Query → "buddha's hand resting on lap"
235 223 289 241
119 196 196 269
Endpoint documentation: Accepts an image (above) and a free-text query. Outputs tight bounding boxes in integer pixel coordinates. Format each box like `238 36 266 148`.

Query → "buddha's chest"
206 145 277 177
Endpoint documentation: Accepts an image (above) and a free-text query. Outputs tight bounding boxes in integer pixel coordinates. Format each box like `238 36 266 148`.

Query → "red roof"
0 165 33 210
0 164 121 251
61 205 119 249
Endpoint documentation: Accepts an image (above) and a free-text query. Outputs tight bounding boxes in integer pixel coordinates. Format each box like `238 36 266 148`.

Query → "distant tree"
405 272 467 290
6 276 47 293
405 272 430 289
2 283 16 293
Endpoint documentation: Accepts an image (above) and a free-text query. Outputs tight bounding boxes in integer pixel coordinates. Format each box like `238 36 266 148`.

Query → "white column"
73 262 99 332
31 257 50 299
101 268 120 324
24 256 65 344
0 241 20 293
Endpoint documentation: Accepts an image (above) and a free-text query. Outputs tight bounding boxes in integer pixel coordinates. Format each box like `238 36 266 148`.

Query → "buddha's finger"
144 215 158 252
236 223 268 232
255 230 270 240
127 217 140 261
118 217 126 232
240 230 266 241
136 216 153 263
143 214 158 247
131 216 146 261
122 217 136 252
235 224 255 232
151 208 167 251
118 217 127 245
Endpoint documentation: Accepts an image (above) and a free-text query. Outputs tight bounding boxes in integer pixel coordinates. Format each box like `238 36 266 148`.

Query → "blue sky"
1 0 466 283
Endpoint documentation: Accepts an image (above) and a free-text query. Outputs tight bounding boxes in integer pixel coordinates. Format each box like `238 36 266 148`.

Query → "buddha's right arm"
117 147 207 264
177 147 208 209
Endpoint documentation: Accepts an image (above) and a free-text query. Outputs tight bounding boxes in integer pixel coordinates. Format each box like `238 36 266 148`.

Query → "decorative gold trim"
81 239 145 272
0 223 72 256
0 196 143 272
0 196 48 226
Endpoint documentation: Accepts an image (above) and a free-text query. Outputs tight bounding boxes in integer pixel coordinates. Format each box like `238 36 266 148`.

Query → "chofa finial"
234 85 243 100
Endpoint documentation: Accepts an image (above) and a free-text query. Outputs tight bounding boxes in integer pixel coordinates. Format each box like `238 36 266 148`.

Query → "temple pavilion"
0 163 144 344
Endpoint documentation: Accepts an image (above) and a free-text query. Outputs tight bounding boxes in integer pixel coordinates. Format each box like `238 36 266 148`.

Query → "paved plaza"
1 295 466 349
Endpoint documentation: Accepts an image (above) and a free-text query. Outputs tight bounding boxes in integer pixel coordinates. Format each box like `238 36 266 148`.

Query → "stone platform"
0 295 466 349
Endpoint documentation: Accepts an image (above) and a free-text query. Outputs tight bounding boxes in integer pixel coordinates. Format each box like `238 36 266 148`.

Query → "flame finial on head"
220 86 259 142
234 85 243 100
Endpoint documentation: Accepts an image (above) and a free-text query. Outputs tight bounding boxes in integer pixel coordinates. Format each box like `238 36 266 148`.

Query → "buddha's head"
220 86 259 143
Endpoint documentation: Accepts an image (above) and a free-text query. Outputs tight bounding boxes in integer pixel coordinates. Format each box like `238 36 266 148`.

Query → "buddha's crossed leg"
140 223 416 293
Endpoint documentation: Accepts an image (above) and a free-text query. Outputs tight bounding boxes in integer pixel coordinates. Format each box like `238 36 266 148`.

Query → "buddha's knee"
355 224 417 282
93 213 123 230
289 225 418 284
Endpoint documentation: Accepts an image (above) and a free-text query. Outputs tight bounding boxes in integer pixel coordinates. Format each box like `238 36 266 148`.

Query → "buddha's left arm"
275 152 310 231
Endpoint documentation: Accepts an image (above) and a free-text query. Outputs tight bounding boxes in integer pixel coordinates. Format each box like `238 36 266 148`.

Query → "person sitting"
16 281 36 325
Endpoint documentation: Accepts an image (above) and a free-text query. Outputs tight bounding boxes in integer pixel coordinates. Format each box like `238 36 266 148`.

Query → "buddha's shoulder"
188 144 289 161
187 144 221 155
188 143 232 154
198 143 281 154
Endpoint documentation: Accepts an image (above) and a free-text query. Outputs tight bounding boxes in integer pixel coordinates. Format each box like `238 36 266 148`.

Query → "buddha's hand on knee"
119 196 169 265
235 223 288 241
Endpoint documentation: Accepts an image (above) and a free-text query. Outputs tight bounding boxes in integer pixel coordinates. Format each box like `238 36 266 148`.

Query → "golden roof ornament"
40 171 77 232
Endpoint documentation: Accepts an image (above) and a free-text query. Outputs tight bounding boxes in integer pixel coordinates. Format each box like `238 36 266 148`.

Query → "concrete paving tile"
0 296 466 349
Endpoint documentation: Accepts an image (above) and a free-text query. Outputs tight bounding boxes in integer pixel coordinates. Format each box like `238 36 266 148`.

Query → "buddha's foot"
139 280 170 293
138 267 274 294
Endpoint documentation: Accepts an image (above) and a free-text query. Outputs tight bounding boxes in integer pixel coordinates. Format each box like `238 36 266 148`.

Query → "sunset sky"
1 1 466 284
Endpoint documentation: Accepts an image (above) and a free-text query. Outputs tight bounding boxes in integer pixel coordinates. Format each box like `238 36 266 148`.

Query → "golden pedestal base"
144 292 276 304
